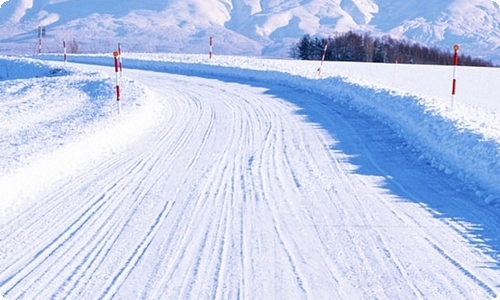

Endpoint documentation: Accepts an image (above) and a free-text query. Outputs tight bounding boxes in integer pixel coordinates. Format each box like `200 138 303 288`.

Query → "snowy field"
0 53 499 299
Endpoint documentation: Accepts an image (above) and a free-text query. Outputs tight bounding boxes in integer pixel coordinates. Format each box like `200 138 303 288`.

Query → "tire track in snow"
172 92 250 299
102 79 222 300
128 81 238 300
54 157 178 298
1 190 112 296
4 152 169 299
99 200 174 300
261 117 310 298
241 95 322 298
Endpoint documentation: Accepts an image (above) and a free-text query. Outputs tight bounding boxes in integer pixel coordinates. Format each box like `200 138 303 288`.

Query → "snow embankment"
0 56 155 218
41 53 500 204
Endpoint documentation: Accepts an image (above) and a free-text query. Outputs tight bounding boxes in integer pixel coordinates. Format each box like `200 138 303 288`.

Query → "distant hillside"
1 0 500 62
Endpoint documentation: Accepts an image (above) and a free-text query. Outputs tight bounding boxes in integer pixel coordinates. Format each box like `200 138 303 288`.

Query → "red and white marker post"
209 36 213 59
37 26 45 54
317 40 329 76
63 39 67 66
113 51 121 114
118 43 123 77
451 44 459 109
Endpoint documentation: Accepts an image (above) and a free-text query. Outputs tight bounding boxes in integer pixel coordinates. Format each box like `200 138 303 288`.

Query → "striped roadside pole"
118 43 123 77
63 39 67 66
209 36 213 59
317 40 329 76
37 26 45 54
113 51 121 114
451 44 459 109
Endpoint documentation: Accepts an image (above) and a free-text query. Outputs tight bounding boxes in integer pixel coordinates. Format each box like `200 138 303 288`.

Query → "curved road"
1 66 499 299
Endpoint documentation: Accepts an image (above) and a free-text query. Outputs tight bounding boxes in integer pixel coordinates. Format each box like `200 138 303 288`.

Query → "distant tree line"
290 31 495 67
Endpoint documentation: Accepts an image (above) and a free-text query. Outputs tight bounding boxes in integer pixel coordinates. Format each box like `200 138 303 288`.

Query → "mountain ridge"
1 0 500 61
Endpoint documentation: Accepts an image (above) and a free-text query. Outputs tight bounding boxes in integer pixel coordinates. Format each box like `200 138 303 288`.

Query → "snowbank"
0 56 68 80
0 56 154 217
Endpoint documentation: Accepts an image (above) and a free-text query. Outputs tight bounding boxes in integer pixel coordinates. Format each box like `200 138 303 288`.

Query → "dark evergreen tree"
297 34 312 60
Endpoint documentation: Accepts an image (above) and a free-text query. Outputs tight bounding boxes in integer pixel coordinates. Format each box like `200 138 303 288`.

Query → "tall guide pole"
63 39 67 66
118 43 123 77
209 36 213 59
113 51 121 114
451 44 459 109
37 26 45 54
317 40 329 76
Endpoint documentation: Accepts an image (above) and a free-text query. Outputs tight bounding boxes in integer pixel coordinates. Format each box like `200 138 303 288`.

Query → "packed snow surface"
0 53 500 299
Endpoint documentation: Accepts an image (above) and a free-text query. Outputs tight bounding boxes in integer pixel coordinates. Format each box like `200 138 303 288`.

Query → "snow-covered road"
1 63 499 299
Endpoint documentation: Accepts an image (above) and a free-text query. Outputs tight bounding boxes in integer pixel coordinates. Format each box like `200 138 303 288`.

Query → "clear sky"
0 0 8 8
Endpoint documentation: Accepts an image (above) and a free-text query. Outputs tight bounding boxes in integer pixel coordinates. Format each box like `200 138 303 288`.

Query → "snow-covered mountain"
1 0 500 61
